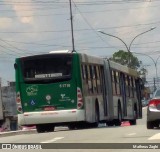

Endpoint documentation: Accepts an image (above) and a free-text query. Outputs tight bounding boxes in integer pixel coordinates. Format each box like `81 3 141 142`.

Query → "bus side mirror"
14 63 18 69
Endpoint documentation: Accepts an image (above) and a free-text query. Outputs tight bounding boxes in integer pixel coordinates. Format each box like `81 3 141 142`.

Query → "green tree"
109 50 141 69
109 50 147 78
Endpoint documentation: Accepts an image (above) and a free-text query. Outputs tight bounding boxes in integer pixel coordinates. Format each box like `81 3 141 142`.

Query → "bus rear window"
21 54 73 82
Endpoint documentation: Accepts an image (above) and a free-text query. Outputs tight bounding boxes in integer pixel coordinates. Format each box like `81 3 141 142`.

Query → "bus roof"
109 60 138 77
49 50 71 53
80 53 104 65
79 53 138 77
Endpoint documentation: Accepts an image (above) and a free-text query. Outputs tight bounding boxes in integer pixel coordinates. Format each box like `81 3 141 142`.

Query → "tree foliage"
109 50 147 77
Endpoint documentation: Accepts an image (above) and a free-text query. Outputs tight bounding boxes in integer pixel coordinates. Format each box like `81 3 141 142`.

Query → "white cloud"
115 2 154 39
5 0 34 24
0 18 12 28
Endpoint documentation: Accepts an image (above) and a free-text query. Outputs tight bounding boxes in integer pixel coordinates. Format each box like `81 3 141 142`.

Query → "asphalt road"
0 106 160 152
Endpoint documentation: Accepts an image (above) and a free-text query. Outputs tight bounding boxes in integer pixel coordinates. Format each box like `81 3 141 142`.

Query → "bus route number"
59 84 71 88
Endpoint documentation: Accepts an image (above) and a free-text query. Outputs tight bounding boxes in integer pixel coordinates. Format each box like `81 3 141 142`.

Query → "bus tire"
106 121 114 126
36 125 46 133
36 124 55 133
47 125 55 132
129 119 136 125
68 124 76 130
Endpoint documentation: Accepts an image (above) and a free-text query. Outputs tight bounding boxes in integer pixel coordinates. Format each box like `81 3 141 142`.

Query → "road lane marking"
127 133 136 136
142 107 147 110
148 133 160 140
41 137 64 143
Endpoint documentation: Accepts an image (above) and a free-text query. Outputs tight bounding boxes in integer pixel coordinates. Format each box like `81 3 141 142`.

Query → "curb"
0 130 37 137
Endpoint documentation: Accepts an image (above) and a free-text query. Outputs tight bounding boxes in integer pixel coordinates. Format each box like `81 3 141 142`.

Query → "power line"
0 20 159 33
1 2 160 12
72 0 118 50
0 38 33 55
0 0 153 5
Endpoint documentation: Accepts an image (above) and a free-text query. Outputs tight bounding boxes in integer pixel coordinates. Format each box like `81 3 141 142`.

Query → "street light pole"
131 52 160 90
69 0 75 52
128 27 156 51
97 27 156 67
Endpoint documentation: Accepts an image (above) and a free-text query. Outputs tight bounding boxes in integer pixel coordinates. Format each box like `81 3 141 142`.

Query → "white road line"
148 133 160 140
142 107 147 110
41 137 64 143
127 133 136 136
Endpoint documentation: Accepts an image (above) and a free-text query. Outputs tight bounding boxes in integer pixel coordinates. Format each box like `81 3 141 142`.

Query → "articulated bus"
14 51 142 133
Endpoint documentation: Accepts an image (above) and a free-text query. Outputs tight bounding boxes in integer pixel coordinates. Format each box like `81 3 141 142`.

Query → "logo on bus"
26 85 38 96
30 100 36 106
59 94 71 102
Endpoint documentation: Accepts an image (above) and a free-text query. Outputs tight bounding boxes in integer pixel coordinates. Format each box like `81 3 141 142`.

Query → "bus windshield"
21 54 73 83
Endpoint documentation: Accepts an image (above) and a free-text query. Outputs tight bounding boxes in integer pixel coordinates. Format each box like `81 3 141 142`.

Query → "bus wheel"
76 122 88 129
68 124 76 130
129 119 136 125
106 121 114 126
36 125 46 133
114 106 122 126
46 125 55 132
36 124 55 133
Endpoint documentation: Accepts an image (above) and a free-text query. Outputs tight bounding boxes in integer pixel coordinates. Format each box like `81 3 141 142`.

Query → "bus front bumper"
18 109 85 126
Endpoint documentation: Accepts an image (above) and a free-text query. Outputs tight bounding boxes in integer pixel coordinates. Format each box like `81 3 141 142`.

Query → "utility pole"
154 77 156 91
69 0 75 52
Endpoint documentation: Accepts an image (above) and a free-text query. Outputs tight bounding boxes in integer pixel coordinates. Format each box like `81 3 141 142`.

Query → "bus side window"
89 65 94 93
81 64 86 79
96 66 101 94
98 66 104 93
112 70 116 95
85 65 88 80
131 77 134 98
128 76 131 97
125 75 129 97
114 71 117 95
116 71 120 95
81 65 84 79
81 64 88 95
133 78 137 98
87 65 92 94
129 76 132 97
93 66 98 93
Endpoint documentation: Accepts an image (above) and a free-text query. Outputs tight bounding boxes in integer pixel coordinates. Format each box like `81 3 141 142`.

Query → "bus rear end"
15 53 85 132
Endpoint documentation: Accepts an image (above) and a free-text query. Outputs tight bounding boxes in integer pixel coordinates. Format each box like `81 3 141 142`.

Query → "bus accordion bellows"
14 51 142 133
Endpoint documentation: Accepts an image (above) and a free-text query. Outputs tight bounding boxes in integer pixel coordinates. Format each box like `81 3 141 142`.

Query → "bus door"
135 78 142 118
103 60 114 118
99 65 107 115
120 73 127 116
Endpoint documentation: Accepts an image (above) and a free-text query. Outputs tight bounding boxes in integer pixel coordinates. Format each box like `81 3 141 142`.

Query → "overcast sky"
0 0 160 86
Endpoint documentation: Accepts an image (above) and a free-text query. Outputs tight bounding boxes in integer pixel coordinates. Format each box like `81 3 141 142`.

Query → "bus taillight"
16 92 21 104
77 87 83 109
16 92 23 113
17 106 22 113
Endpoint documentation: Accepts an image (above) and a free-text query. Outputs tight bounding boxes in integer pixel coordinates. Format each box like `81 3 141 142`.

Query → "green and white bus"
14 51 142 133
